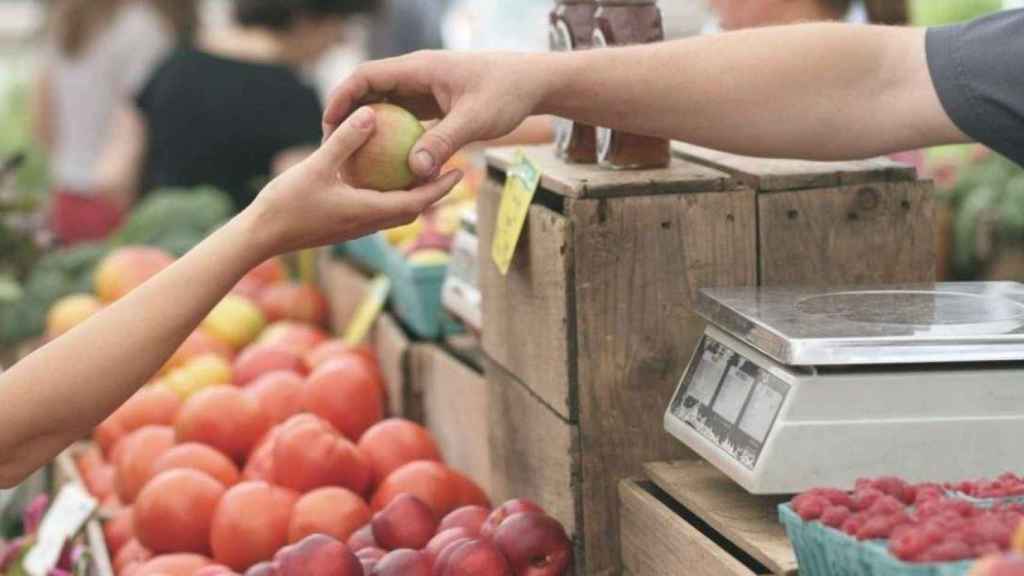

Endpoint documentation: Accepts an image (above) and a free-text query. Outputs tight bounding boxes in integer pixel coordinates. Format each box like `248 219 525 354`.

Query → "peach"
152 443 240 487
258 322 328 355
371 461 462 520
258 283 328 327
114 426 176 503
426 528 472 560
175 387 270 464
233 345 304 387
114 386 182 432
344 103 425 192
372 494 438 551
439 507 490 537
244 372 304 426
131 553 211 576
211 482 298 571
272 414 372 494
275 534 361 576
46 293 102 338
480 500 544 540
202 295 266 351
94 247 174 303
443 539 510 576
970 554 1024 575
358 419 442 485
288 487 371 544
104 507 135 556
430 539 471 576
194 565 240 576
302 357 384 441
161 330 235 376
113 539 153 575
133 469 225 554
493 513 572 576
372 549 432 576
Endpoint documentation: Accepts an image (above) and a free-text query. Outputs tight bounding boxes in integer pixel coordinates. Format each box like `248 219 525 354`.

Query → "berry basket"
779 504 975 576
333 234 392 274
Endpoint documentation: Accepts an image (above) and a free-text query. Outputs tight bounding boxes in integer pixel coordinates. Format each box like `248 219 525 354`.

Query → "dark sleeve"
926 9 1024 165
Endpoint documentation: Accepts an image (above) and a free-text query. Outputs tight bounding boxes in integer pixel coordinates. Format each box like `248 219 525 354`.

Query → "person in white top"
30 0 188 244
705 0 868 32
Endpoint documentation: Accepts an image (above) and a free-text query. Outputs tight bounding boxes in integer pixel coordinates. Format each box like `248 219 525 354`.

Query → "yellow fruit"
162 355 232 400
46 294 102 338
408 250 451 266
383 219 424 247
201 295 266 350
433 202 471 236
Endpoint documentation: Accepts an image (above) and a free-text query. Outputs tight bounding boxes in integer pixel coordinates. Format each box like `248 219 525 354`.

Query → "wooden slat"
570 188 758 575
414 344 492 496
484 356 578 547
758 181 936 286
478 182 575 420
673 141 916 192
619 479 758 576
371 313 412 418
645 461 797 576
486 145 734 199
318 252 372 333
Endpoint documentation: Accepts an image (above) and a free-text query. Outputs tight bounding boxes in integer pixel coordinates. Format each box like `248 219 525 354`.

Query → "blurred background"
0 0 1019 349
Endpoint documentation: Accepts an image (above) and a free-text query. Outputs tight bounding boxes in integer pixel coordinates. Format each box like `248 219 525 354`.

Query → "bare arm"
0 107 462 487
324 23 969 177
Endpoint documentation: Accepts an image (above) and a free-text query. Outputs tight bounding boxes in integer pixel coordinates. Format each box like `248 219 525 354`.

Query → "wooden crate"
53 446 115 576
673 142 936 286
479 145 757 575
412 344 492 496
620 460 797 576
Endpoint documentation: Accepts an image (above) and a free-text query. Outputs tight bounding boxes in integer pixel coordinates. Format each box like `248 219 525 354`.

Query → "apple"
372 494 438 550
244 562 280 576
426 528 472 560
431 539 471 576
348 524 379 553
372 549 432 576
344 103 425 192
493 513 572 576
440 507 490 536
275 534 361 576
480 500 545 540
443 539 511 576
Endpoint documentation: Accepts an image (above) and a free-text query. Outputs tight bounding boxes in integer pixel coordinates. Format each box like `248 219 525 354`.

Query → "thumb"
318 106 376 166
409 108 478 178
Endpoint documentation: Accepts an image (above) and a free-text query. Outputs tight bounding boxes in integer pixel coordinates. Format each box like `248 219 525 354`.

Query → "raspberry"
851 488 885 512
912 484 946 505
794 495 829 521
889 527 937 561
856 513 909 541
821 506 852 529
841 513 867 536
867 495 907 517
873 477 914 504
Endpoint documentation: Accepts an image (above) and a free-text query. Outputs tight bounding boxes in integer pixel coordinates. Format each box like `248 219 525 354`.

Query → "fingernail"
353 107 375 129
414 150 435 174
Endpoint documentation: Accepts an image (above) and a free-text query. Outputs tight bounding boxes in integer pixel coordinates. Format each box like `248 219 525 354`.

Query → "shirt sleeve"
926 9 1024 165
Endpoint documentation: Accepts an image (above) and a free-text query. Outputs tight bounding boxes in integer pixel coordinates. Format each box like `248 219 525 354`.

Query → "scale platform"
664 282 1024 494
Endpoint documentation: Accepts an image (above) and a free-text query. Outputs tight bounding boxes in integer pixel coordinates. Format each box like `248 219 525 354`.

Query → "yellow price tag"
491 151 541 275
342 276 391 345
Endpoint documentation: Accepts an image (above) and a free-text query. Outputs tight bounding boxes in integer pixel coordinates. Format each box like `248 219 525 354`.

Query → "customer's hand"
323 51 551 180
244 106 463 257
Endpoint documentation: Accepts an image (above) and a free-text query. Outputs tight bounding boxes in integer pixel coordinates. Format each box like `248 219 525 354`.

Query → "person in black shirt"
99 0 375 212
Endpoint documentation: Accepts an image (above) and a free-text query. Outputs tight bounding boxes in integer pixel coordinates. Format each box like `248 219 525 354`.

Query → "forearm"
540 23 966 160
0 211 269 486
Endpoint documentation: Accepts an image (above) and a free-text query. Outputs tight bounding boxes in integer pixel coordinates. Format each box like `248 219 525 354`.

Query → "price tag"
491 151 541 276
342 276 391 346
23 484 97 576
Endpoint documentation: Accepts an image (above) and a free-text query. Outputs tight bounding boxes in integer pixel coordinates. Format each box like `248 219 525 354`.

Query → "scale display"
669 336 789 471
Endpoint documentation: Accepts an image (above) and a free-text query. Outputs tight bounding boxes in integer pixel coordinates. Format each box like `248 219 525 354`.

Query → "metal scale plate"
664 282 1024 494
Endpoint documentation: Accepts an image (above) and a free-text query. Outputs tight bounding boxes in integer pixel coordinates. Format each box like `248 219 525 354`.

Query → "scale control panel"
666 333 790 470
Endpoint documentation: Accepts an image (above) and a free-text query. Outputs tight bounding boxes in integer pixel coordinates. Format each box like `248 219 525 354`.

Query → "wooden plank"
673 141 916 192
570 188 758 575
478 180 576 420
371 313 412 418
318 252 372 333
758 181 936 286
485 145 734 199
619 479 758 576
645 461 797 576
414 344 493 496
484 356 578 550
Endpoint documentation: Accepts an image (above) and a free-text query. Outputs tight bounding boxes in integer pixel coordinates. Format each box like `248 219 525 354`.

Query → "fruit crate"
333 235 462 340
52 445 115 576
778 505 974 576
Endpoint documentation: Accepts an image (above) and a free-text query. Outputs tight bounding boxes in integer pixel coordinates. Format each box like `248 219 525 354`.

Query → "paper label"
491 151 541 276
24 484 97 576
342 275 391 345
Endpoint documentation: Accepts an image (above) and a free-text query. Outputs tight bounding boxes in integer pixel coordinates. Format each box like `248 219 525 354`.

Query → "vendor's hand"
323 51 550 179
244 106 463 257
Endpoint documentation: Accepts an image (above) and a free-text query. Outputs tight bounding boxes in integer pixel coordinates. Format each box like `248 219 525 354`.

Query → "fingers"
371 170 464 218
317 107 376 166
322 55 426 140
409 110 480 179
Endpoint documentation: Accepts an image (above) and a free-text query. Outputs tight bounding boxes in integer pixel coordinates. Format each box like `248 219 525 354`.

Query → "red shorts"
50 189 123 245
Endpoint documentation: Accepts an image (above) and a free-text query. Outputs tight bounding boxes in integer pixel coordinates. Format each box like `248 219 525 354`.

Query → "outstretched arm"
0 107 462 487
324 23 967 178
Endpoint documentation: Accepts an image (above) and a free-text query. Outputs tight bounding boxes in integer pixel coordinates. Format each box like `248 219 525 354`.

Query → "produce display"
0 494 92 576
789 475 1024 574
38 253 574 576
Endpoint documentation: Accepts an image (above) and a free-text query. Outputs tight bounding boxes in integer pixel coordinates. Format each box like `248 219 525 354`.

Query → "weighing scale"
664 282 1024 495
441 208 481 332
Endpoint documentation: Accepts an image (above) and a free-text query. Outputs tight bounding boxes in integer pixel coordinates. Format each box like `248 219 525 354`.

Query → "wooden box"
620 460 797 576
479 146 758 575
673 142 936 285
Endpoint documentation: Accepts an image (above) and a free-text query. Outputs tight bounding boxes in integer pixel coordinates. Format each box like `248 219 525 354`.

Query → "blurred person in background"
369 0 447 59
706 0 867 31
30 0 197 245
99 0 375 213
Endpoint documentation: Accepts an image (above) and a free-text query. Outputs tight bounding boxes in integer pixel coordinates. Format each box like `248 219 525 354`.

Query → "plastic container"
779 504 975 576
333 235 392 274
